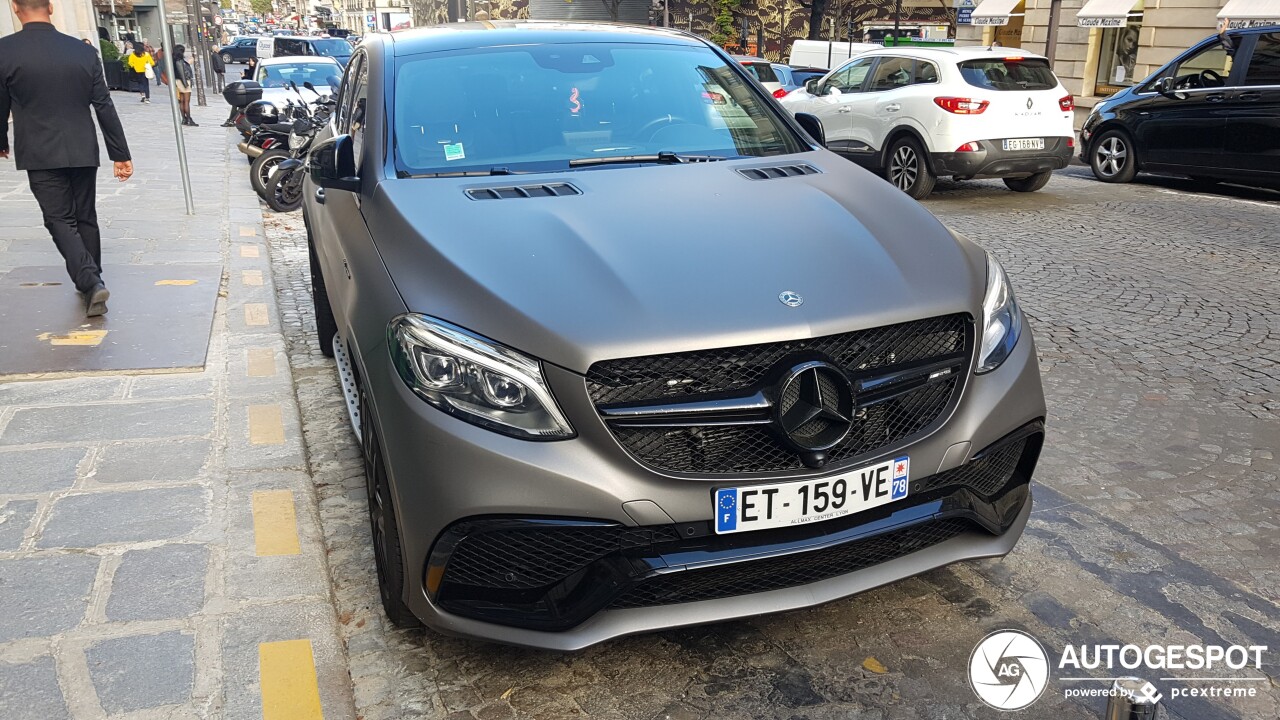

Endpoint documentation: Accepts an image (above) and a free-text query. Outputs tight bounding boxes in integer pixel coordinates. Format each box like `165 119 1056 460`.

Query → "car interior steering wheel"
637 115 690 141
1199 68 1224 87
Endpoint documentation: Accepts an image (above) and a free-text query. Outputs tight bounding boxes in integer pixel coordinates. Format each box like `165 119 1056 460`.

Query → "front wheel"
250 149 288 199
264 169 304 213
221 52 233 65
1003 171 1053 193
360 386 422 629
884 137 936 200
1089 130 1137 183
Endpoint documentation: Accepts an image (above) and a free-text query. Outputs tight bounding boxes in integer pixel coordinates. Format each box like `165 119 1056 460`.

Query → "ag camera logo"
969 629 1050 710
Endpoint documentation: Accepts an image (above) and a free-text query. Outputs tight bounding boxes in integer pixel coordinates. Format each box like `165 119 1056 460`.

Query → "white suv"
780 47 1076 199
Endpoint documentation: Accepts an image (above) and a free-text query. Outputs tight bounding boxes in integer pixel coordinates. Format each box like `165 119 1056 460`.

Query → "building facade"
3 0 100 40
958 0 1280 123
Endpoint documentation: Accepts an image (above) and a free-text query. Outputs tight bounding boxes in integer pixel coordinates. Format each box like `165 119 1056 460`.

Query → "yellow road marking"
258 639 323 720
251 490 301 556
248 404 285 445
239 226 258 237
242 269 264 286
247 348 276 377
37 330 108 346
244 304 269 326
240 244 260 257
155 279 198 286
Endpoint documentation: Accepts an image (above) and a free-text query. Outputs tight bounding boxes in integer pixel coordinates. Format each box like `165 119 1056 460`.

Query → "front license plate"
714 456 909 534
1003 138 1045 151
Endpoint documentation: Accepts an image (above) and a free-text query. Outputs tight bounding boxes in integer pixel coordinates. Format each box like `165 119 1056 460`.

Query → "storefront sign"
955 0 976 24
973 15 1010 25
1078 16 1126 26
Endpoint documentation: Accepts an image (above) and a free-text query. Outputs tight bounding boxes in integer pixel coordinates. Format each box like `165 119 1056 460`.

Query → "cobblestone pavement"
264 166 1280 720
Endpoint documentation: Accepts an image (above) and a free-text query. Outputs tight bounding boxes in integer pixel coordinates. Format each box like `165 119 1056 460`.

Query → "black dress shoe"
86 283 110 317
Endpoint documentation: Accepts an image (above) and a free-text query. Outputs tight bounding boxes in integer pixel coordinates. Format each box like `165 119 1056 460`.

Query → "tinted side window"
348 60 369 161
868 57 914 91
1244 33 1280 86
914 60 939 84
1169 44 1232 88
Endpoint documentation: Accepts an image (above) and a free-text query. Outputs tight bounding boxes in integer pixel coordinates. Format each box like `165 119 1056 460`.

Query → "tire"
220 52 233 65
250 150 288 199
306 228 338 359
264 168 304 213
360 385 421 628
883 136 936 200
1003 171 1053 193
1089 130 1137 183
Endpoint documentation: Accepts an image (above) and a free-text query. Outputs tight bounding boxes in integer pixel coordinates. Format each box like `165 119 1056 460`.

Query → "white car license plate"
1003 138 1045 151
714 456 909 534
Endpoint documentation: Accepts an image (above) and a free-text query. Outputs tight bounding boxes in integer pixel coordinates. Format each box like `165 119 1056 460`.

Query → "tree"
805 0 826 40
599 0 622 21
709 0 739 46
250 0 273 16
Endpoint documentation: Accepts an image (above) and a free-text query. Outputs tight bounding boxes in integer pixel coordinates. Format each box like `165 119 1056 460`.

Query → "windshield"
393 42 806 176
958 58 1059 91
311 38 351 57
257 62 342 90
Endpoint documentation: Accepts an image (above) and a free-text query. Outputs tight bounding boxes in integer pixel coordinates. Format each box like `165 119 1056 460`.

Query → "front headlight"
288 131 304 150
389 314 574 440
977 252 1022 373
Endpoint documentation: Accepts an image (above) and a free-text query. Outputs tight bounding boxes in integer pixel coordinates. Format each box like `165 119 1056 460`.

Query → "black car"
1081 26 1280 188
219 37 261 64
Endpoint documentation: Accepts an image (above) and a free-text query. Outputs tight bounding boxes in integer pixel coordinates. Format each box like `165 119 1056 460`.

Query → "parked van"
788 40 880 69
255 35 352 66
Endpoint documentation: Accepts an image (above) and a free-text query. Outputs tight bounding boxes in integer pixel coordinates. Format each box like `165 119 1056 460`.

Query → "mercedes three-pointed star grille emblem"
775 361 855 458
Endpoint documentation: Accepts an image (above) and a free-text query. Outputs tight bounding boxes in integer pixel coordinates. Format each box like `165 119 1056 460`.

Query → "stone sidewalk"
0 86 356 718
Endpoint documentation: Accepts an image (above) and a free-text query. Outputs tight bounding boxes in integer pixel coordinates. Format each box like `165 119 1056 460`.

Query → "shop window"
1095 20 1142 96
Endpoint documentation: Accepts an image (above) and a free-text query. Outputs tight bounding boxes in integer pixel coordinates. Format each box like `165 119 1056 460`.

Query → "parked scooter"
263 82 335 212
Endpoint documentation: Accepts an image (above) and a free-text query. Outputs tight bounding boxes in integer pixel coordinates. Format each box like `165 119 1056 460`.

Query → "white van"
787 40 880 70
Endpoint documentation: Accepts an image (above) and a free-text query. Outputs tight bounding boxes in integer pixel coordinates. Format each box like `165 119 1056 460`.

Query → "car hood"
366 151 987 374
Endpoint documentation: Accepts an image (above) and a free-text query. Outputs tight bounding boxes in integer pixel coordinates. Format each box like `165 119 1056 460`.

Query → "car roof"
854 45 1049 62
384 21 707 57
257 55 343 66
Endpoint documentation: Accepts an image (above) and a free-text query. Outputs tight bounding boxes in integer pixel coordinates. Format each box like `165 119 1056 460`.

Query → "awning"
1076 0 1141 27
970 0 1022 26
1218 0 1280 28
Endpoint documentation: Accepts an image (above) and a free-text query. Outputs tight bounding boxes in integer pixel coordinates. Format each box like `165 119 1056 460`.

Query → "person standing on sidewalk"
210 48 226 92
0 0 133 317
125 45 155 104
163 44 199 127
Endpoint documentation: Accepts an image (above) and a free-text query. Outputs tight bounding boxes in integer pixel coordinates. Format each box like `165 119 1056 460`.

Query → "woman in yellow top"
124 46 154 104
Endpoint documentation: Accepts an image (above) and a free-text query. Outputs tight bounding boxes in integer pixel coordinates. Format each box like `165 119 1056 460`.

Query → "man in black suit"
0 0 134 316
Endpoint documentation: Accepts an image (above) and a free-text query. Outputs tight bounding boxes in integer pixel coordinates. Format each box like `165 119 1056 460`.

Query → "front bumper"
932 137 1072 179
365 314 1046 649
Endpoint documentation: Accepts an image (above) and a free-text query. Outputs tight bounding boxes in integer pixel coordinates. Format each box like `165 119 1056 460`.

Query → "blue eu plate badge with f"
715 488 738 533
891 456 909 500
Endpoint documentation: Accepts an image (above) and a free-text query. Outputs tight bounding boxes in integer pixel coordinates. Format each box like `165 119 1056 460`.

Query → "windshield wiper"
568 151 729 168
398 167 517 178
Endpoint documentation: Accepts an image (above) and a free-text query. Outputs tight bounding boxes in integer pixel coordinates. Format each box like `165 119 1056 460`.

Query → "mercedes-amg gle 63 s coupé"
302 22 1046 649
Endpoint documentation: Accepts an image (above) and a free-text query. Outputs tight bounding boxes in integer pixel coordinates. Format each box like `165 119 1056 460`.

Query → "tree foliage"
709 0 740 46
250 0 273 16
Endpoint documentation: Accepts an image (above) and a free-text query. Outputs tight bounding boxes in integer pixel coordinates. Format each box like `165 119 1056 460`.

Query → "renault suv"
302 22 1046 649
781 47 1075 198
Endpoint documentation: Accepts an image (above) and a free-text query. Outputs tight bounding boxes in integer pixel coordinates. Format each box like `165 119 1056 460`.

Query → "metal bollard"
1105 677 1161 720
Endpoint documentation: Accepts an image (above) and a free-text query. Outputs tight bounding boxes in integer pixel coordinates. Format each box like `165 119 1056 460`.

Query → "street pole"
156 0 197 215
893 0 901 45
184 0 208 106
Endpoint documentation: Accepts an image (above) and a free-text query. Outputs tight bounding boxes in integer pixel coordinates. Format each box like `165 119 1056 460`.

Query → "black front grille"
609 519 970 609
586 315 970 474
917 437 1027 496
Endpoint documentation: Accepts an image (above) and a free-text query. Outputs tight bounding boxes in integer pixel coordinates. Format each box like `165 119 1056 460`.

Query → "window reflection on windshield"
393 43 805 175
257 63 341 89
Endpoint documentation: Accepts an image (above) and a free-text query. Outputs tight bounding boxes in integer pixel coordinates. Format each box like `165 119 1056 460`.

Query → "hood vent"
736 164 821 181
465 183 582 201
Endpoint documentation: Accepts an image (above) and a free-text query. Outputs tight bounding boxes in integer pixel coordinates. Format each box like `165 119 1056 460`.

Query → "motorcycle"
263 82 334 212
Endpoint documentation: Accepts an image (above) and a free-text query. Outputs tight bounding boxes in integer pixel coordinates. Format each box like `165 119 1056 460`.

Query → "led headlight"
288 131 305 150
389 314 574 440
977 252 1022 373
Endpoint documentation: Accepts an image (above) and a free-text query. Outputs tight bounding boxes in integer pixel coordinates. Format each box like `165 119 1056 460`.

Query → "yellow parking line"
244 303 269 326
251 490 301 556
258 639 323 720
242 269 264 286
37 330 108 346
240 244 260 257
247 348 276 377
155 279 198 286
248 404 285 445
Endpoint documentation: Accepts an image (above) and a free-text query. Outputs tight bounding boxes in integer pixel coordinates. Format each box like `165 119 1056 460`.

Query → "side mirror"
1155 76 1175 96
310 134 360 192
303 80 315 91
794 113 826 147
804 78 820 94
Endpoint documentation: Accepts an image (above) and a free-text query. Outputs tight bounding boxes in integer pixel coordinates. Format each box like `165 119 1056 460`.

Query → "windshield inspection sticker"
443 143 466 162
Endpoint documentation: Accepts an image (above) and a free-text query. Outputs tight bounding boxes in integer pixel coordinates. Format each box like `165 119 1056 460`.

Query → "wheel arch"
1089 122 1142 171
879 125 933 172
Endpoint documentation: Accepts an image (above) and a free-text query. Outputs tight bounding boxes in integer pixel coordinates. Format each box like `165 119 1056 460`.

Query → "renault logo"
774 361 855 457
778 291 804 307
1026 98 1034 110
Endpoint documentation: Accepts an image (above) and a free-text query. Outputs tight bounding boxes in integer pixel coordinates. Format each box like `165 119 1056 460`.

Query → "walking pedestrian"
210 47 225 92
162 44 199 126
154 45 165 85
124 44 154 103
0 0 133 317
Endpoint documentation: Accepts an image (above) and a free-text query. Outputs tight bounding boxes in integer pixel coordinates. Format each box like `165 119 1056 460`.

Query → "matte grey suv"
303 22 1045 649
